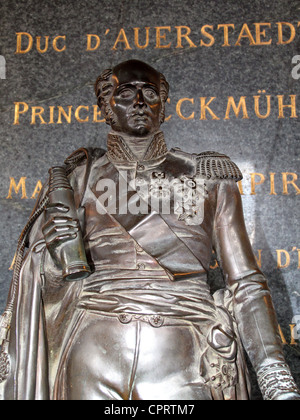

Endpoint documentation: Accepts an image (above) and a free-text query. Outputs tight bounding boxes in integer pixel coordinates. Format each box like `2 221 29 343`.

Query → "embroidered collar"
107 131 168 162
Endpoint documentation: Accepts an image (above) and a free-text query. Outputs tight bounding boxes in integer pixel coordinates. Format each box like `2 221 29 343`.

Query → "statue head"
95 60 169 137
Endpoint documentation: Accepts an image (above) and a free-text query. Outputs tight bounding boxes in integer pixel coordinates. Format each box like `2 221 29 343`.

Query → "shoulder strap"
170 148 243 182
64 147 106 174
195 151 243 182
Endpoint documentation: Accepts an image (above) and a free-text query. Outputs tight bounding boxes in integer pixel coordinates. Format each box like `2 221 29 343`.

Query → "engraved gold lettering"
75 105 89 123
282 172 300 195
11 92 299 126
277 95 298 119
254 23 272 46
31 106 47 125
31 180 43 199
7 177 28 199
52 35 66 52
270 172 277 195
86 34 101 51
254 91 271 119
276 249 290 269
235 23 256 46
251 173 265 195
200 97 220 120
217 24 235 47
15 32 33 54
49 106 55 124
225 96 249 120
237 180 244 195
278 325 288 345
289 324 297 345
36 36 49 53
176 98 195 120
57 106 73 124
175 26 197 48
16 33 66 54
297 249 300 269
133 27 150 49
93 105 105 123
112 28 132 50
200 25 215 47
6 178 43 200
277 22 296 45
255 249 262 269
155 26 171 49
14 102 29 125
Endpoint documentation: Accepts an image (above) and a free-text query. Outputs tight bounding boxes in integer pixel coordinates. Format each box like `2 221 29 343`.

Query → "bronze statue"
0 59 299 400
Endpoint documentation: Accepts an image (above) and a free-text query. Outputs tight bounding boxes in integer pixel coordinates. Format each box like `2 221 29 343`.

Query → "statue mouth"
135 115 148 121
130 112 150 124
132 111 149 116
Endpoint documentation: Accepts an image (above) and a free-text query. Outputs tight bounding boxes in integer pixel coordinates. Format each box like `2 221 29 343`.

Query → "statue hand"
42 215 80 267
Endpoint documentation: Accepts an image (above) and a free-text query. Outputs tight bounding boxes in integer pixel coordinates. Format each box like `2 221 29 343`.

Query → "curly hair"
94 65 169 126
94 69 115 125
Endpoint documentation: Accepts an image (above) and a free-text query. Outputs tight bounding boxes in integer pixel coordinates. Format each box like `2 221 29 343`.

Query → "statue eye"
118 88 134 99
144 88 158 100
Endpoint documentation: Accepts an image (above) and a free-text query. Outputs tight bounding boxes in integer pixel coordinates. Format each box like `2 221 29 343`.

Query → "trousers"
53 309 214 400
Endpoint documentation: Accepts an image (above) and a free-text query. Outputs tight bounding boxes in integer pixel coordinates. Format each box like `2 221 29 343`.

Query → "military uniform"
1 131 298 400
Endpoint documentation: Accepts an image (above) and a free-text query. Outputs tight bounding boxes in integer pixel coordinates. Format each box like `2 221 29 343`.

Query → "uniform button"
137 164 145 171
149 315 164 328
118 314 132 324
137 263 145 270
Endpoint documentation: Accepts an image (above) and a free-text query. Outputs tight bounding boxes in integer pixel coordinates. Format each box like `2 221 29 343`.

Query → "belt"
118 313 165 327
82 309 200 329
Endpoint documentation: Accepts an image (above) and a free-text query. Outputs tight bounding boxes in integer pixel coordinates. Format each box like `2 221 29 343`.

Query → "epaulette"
64 147 106 175
195 151 243 181
171 148 243 182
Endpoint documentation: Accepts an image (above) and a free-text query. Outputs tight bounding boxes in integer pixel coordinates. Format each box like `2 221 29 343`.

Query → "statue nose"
134 89 146 107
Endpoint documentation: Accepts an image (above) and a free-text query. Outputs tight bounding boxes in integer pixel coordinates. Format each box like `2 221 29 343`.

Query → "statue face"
109 61 162 137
